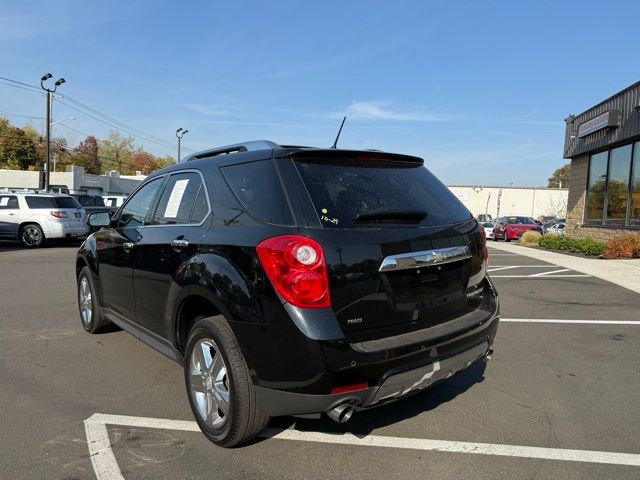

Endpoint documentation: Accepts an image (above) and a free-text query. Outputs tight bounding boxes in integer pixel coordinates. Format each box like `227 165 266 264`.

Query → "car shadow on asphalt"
268 360 487 438
0 239 83 252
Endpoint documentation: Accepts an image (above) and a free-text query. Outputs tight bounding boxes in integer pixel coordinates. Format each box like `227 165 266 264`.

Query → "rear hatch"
289 151 489 342
53 196 86 225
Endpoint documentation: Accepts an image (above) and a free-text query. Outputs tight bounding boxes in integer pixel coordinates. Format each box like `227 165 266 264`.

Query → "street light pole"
40 73 66 192
176 128 188 162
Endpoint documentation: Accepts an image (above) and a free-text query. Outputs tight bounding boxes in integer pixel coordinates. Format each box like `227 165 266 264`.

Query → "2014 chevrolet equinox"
76 140 499 447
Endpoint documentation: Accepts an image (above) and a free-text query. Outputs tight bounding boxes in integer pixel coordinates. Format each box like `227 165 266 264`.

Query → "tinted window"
0 196 18 209
293 157 471 228
152 172 203 225
189 185 209 224
222 159 293 225
54 197 82 209
118 177 163 228
605 144 632 225
586 151 608 222
25 196 56 209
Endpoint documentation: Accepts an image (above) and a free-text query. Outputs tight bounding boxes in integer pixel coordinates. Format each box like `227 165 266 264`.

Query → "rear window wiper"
354 210 427 224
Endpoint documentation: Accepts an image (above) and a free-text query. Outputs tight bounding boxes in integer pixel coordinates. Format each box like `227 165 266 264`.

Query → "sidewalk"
489 241 640 295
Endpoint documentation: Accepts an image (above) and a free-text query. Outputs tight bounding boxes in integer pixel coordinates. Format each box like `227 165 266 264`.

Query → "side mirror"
88 212 111 228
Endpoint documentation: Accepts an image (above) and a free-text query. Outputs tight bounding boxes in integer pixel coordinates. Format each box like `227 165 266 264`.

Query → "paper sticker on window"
164 179 189 218
0 197 8 207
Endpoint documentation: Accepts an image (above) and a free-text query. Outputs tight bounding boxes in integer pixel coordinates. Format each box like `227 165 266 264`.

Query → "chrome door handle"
171 238 189 249
8 213 16 216
122 242 134 252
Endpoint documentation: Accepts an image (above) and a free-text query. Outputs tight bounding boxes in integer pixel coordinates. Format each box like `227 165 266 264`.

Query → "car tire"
20 223 44 248
77 266 112 333
184 315 270 448
492 234 499 242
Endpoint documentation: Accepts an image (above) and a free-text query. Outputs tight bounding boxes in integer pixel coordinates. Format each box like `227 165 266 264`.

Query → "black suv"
76 140 499 447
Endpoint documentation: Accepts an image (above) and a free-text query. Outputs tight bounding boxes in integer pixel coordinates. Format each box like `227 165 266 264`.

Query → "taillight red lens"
50 210 68 218
257 235 331 308
331 382 369 394
480 227 489 265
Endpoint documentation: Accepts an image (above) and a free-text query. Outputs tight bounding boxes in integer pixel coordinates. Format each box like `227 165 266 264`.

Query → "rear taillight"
257 234 331 308
480 227 489 266
50 211 68 218
331 382 369 394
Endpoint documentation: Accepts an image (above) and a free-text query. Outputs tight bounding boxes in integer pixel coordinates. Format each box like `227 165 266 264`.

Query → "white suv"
0 191 89 248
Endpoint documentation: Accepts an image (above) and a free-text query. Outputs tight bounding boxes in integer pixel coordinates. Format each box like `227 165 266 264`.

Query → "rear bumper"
43 223 89 238
255 336 493 417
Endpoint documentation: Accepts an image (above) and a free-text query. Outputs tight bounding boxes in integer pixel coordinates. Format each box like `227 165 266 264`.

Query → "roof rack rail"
186 140 280 161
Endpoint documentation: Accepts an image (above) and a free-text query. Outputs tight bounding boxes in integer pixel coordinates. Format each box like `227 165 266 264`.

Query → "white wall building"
0 167 146 196
447 185 568 220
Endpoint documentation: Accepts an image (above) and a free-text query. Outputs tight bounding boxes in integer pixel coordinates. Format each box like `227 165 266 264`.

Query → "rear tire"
20 223 44 248
184 315 270 447
77 266 112 333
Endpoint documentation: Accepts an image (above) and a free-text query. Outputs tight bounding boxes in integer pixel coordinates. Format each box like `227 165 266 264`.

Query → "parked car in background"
482 221 494 239
0 191 88 247
102 195 127 208
546 222 566 235
477 214 493 223
542 218 565 234
492 216 543 241
70 194 118 232
76 140 498 447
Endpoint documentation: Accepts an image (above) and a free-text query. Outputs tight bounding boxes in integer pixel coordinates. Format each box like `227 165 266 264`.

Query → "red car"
492 216 543 241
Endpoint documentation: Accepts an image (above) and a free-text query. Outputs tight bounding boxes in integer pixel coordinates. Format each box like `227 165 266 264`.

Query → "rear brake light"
257 234 331 308
50 211 68 218
480 227 489 266
331 383 369 394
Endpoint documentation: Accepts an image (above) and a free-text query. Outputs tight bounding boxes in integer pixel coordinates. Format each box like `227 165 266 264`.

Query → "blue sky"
1 0 639 185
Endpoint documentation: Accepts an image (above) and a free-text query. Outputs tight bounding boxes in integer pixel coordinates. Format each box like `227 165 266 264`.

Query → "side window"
152 172 203 225
189 185 210 224
221 159 293 225
118 177 163 228
0 196 18 209
25 196 56 209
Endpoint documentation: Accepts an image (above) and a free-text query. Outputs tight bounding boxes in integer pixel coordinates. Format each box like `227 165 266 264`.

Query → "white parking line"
84 413 640 480
501 318 640 325
487 266 558 273
491 274 590 278
529 268 570 277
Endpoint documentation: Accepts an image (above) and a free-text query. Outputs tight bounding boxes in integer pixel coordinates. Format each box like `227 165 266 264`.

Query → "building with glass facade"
564 81 640 240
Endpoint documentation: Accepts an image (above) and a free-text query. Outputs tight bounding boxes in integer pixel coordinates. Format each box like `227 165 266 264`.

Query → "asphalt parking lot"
1 243 639 479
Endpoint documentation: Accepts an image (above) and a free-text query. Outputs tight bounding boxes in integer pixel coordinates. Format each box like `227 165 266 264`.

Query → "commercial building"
447 185 568 220
0 166 145 196
564 81 640 240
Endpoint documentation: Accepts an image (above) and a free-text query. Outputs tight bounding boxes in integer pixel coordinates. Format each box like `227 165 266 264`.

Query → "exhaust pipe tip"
327 403 355 423
483 348 494 362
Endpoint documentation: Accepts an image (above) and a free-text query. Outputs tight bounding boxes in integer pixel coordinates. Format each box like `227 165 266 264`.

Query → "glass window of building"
585 151 608 223
630 142 640 226
605 144 632 225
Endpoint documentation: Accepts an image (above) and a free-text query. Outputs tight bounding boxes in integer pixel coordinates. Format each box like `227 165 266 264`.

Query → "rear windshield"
54 197 82 209
75 195 104 207
506 216 535 225
294 157 472 228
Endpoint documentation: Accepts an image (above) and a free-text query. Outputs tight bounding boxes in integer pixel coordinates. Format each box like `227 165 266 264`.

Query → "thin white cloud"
336 101 458 122
181 103 229 116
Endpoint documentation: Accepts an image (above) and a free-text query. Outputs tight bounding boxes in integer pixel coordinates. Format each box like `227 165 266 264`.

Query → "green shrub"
603 234 640 259
519 231 542 245
538 234 605 256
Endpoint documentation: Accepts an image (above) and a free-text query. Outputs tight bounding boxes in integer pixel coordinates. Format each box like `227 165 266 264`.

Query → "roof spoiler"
186 140 279 161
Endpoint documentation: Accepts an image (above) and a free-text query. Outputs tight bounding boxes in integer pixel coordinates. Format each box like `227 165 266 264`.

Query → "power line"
0 111 44 120
0 80 43 95
0 74 195 153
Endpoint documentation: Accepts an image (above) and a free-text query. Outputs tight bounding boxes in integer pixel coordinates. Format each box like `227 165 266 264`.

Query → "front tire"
184 315 270 447
20 223 44 248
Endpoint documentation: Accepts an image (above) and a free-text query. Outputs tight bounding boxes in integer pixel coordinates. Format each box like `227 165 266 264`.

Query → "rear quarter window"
25 196 56 209
293 157 472 228
221 159 293 225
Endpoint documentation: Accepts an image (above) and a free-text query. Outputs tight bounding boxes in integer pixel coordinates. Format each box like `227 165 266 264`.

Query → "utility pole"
40 73 66 192
176 128 188 162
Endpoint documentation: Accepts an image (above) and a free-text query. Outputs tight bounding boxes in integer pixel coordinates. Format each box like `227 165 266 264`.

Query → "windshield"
506 216 535 225
294 157 472 228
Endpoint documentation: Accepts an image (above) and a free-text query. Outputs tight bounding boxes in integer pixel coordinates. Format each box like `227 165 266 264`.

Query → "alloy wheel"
78 277 93 327
22 226 41 247
189 338 230 429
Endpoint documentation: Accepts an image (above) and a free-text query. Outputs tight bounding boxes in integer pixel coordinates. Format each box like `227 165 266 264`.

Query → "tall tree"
129 150 157 174
548 163 571 188
75 136 101 174
0 119 39 170
154 154 176 170
98 130 134 173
